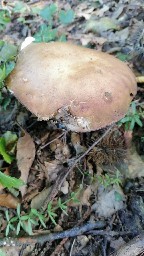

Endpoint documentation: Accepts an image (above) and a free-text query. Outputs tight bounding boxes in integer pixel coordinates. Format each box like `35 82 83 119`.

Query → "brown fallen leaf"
44 160 63 182
125 145 144 178
17 132 35 197
0 193 20 209
31 187 51 210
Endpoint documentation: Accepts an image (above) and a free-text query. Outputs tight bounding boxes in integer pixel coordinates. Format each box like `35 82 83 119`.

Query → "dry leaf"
71 133 86 155
125 145 144 178
50 139 70 162
44 160 62 182
0 247 19 256
31 187 51 210
0 193 20 208
17 132 35 197
92 186 125 218
85 17 119 34
60 180 69 194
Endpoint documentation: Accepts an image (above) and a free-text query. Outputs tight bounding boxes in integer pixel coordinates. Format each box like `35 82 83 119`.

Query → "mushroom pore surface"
6 42 137 132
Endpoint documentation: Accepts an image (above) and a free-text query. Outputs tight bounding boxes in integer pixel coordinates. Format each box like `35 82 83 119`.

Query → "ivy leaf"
40 4 57 21
0 10 11 31
116 52 129 62
5 61 15 76
0 43 17 62
0 171 25 189
34 24 58 42
59 9 75 25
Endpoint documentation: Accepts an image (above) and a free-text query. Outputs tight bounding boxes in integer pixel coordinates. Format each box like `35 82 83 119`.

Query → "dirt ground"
0 0 144 255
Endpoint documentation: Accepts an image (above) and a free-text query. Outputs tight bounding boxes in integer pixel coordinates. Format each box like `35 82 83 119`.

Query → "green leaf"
0 43 17 62
0 171 25 189
34 24 58 42
114 191 123 201
116 52 128 62
0 65 6 83
0 248 6 256
0 138 13 164
120 116 131 123
10 216 19 222
0 41 4 49
59 9 75 25
5 210 10 221
131 102 136 114
0 10 11 28
40 4 57 21
135 115 143 127
5 224 10 236
16 222 21 235
58 34 67 42
29 218 38 225
3 131 18 151
129 118 135 130
39 218 46 228
20 215 29 221
17 204 21 216
13 2 27 13
1 97 11 110
31 208 39 216
27 220 33 235
5 61 15 76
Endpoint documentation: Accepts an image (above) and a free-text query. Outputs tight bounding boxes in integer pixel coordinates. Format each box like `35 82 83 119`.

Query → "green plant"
0 171 24 189
47 201 58 225
118 102 143 130
0 10 11 31
5 204 46 236
97 170 122 188
47 190 80 224
0 131 17 164
0 131 25 189
34 3 74 42
0 41 17 109
59 9 75 25
0 248 6 256
5 191 80 236
0 41 17 87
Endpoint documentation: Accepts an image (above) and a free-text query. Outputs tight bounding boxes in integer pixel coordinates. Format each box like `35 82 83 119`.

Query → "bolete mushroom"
6 42 137 132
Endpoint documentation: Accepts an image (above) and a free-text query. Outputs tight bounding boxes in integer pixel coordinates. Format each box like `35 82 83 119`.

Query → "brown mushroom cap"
6 42 137 132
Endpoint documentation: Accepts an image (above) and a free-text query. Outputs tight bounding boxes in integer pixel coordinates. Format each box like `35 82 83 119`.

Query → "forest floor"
0 0 144 255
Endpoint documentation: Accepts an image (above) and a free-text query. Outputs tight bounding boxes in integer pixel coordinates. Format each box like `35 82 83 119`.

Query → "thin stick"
40 131 66 149
58 124 115 191
42 124 115 206
0 221 105 247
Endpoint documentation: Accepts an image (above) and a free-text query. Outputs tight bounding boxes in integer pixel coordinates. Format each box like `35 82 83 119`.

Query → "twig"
50 206 91 256
70 238 76 256
40 131 66 149
110 232 144 256
87 230 132 237
0 221 105 247
57 124 115 193
42 124 115 207
50 238 68 256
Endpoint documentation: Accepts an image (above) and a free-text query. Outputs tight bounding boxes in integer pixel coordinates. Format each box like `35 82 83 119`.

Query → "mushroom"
6 42 137 132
